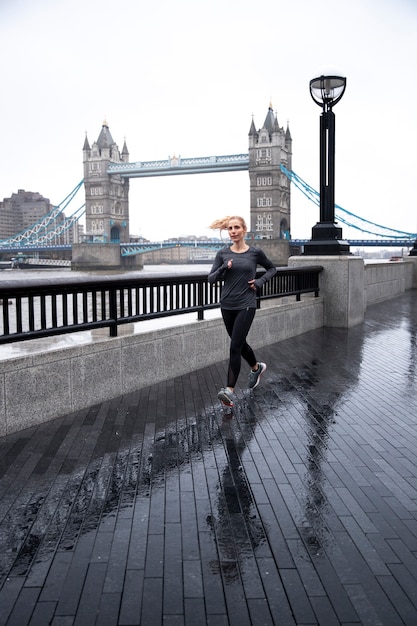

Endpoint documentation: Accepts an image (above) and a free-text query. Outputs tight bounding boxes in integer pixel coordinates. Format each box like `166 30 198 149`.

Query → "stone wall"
289 256 417 327
365 260 414 305
289 255 366 328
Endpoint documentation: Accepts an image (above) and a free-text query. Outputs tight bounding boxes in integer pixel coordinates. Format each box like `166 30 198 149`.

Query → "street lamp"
303 75 350 255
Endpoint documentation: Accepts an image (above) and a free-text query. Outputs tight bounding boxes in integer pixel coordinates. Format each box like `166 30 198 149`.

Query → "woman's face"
227 218 246 243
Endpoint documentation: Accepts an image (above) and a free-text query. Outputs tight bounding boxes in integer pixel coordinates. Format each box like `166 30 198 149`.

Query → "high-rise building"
0 190 51 239
0 190 79 244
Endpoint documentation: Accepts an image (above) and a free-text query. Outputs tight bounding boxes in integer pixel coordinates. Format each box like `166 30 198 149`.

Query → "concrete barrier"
365 260 414 305
290 256 417 327
0 297 323 436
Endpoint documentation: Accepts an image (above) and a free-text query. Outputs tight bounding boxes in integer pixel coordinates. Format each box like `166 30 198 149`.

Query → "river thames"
0 263 212 281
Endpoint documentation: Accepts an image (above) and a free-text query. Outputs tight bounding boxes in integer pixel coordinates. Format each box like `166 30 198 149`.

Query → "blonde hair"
209 215 247 231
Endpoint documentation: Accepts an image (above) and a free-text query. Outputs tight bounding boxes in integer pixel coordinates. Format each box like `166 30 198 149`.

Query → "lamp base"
303 222 351 256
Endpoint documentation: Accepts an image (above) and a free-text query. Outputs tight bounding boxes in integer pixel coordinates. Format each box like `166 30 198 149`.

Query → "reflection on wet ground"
1 291 417 624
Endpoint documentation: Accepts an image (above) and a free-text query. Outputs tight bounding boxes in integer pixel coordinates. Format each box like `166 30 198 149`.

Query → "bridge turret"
248 116 257 140
82 134 91 180
121 139 129 163
82 134 90 154
285 121 292 171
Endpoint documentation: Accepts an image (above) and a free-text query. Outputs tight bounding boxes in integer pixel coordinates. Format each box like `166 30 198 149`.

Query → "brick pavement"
1 291 417 625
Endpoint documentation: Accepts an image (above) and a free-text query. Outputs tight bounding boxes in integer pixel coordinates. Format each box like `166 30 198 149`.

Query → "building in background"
0 190 80 244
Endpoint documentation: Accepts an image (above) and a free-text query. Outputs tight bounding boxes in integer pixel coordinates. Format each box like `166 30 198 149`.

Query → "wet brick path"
1 291 417 625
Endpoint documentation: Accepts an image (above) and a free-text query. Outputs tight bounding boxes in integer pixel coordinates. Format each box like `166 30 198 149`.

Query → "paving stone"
1 291 417 624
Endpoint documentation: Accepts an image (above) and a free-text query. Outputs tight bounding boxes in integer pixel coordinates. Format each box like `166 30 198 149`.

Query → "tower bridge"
82 107 292 248
1 105 417 261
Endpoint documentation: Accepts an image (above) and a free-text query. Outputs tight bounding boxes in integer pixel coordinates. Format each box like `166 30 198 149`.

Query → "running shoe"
248 362 267 389
218 387 235 406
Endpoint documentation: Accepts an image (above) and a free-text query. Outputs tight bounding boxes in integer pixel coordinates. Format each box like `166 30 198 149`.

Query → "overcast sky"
1 0 416 242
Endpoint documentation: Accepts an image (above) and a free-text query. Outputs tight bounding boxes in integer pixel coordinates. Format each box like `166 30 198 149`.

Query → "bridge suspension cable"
280 165 417 240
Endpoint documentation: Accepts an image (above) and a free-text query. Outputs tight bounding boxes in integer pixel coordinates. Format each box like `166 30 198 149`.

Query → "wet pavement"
1 291 417 625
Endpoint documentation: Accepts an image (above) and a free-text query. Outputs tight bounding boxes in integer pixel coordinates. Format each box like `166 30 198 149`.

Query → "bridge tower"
82 121 130 243
248 106 292 240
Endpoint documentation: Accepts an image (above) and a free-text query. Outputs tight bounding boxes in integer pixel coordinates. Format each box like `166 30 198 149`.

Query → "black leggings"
221 307 257 388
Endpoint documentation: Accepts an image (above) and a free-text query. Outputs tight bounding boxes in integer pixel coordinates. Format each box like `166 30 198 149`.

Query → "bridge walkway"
0 291 417 625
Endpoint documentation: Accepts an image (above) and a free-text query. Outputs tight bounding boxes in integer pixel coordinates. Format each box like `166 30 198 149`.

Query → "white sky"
1 0 416 242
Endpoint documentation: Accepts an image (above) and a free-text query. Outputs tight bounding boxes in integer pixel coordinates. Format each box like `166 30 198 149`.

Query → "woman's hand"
248 279 256 290
227 259 233 269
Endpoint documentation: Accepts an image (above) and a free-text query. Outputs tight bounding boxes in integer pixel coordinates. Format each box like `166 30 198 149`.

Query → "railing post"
197 280 204 321
109 287 118 337
296 272 301 301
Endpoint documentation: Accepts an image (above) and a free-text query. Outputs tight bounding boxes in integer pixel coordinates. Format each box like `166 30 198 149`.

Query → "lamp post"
303 75 350 255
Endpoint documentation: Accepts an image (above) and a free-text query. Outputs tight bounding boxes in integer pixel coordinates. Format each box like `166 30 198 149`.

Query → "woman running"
208 215 277 406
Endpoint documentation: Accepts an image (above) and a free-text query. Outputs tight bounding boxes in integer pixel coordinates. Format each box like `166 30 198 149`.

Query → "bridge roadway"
1 291 417 624
107 154 250 177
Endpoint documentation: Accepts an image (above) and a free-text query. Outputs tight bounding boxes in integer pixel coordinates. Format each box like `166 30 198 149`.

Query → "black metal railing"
0 266 322 345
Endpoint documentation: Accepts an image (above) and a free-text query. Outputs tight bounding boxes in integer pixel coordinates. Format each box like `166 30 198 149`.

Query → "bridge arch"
110 226 120 243
280 218 290 239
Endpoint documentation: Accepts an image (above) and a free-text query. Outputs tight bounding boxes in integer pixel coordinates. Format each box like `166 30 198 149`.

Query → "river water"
0 263 212 282
0 264 222 361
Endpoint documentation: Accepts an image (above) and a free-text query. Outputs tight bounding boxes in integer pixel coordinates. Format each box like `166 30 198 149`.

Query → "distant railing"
0 267 322 345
